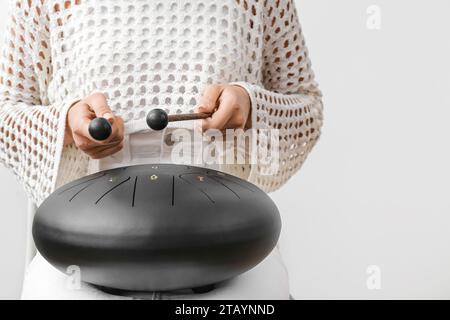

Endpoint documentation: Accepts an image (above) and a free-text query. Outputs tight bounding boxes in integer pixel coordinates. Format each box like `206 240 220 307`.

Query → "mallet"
88 108 212 140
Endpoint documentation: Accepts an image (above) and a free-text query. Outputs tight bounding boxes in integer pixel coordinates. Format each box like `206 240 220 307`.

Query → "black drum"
32 164 281 292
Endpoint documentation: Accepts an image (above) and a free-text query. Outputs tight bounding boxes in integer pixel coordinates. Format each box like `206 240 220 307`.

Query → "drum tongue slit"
95 176 131 204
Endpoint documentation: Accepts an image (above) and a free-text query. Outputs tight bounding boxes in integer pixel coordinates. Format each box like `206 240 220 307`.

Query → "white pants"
21 126 290 299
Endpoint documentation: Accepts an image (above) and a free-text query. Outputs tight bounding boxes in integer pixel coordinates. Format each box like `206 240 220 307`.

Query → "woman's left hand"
196 84 251 131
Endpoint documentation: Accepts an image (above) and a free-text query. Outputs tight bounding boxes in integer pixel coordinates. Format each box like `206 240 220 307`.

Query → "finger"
201 98 233 130
73 134 118 152
75 132 121 152
108 115 125 144
197 84 223 113
224 112 247 129
89 142 124 159
82 138 122 152
87 140 123 158
72 102 100 141
73 135 94 152
85 92 115 124
113 115 125 140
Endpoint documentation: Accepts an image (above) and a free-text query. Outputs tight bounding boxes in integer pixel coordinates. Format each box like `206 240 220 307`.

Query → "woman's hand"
65 92 124 159
196 84 251 131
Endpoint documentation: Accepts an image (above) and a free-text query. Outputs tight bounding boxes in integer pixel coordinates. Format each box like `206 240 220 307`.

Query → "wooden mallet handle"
146 109 213 131
168 112 212 122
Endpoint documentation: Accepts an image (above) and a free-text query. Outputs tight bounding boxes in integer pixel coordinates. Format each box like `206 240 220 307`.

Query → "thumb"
197 84 223 113
86 93 115 124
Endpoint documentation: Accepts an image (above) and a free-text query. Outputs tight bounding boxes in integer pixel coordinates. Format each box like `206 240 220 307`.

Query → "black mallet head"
146 108 169 131
88 117 112 141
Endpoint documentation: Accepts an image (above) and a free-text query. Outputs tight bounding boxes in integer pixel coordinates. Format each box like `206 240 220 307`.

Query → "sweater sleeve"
0 1 79 205
229 0 323 192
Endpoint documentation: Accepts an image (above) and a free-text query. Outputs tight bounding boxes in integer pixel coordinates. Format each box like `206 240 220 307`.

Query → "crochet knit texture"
0 0 323 205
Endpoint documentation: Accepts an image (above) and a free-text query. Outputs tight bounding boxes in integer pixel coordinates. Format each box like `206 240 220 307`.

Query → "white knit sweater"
0 0 323 206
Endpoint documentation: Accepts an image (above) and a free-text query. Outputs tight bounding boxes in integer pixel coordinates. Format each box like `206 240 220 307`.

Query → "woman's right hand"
65 92 124 159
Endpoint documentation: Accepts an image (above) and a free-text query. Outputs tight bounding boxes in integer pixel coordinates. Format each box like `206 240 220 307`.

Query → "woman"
0 0 323 299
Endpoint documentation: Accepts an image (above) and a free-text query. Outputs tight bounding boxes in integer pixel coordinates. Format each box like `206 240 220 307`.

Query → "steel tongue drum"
33 110 281 292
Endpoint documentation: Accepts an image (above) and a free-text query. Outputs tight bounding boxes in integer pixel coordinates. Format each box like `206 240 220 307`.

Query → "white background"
1 0 450 299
